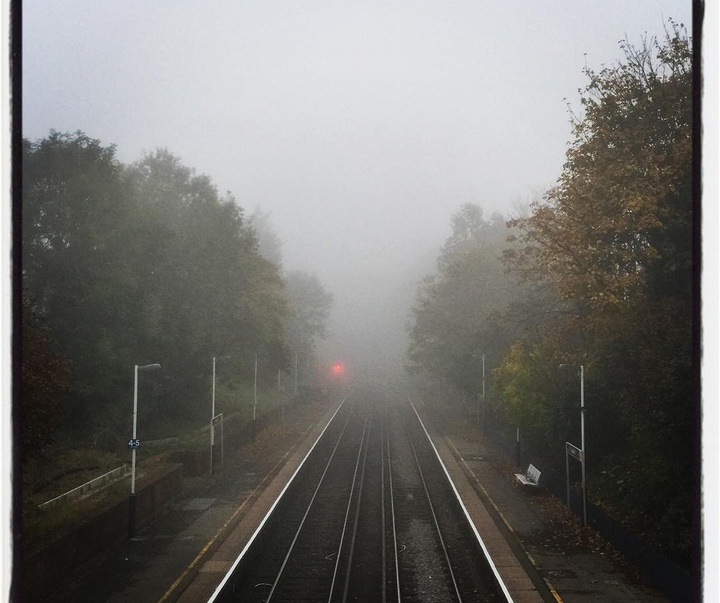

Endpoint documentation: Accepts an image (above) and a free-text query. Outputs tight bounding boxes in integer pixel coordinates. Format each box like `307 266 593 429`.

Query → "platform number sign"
128 439 140 449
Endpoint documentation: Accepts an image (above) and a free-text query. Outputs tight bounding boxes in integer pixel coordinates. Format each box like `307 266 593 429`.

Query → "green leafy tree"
407 204 521 396
283 271 333 359
494 342 559 450
22 131 138 436
124 150 289 419
249 207 283 266
22 135 294 442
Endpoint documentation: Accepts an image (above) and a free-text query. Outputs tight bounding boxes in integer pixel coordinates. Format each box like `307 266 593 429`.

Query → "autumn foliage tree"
20 294 71 457
409 23 694 565
499 23 694 561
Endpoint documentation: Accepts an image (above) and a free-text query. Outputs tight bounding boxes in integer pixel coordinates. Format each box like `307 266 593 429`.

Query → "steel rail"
380 421 388 603
338 414 373 603
207 397 349 603
408 398 514 603
210 398 511 602
327 414 370 602
264 410 354 602
405 423 463 601
385 421 402 602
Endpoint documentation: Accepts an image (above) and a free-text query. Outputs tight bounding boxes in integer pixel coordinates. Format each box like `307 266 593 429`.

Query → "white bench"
515 464 541 487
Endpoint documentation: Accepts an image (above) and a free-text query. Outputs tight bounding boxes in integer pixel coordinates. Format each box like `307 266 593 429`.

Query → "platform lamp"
128 363 161 538
471 352 486 433
559 363 587 527
211 355 231 475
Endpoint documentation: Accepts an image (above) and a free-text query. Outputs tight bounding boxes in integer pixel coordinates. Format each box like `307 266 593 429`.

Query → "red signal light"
332 362 344 375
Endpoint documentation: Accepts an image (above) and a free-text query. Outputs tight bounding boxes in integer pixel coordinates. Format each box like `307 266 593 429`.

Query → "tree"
20 293 71 458
500 24 694 562
505 23 692 316
22 136 294 441
249 207 283 266
407 204 520 396
124 150 290 419
283 271 333 358
22 131 138 436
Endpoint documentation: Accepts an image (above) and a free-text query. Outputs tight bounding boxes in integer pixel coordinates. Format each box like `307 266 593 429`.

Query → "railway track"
209 397 512 602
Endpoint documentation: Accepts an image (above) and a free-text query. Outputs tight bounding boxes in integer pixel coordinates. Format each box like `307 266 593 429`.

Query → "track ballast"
209 397 511 603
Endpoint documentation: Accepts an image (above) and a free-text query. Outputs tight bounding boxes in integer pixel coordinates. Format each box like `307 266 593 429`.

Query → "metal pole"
482 354 485 400
211 357 216 446
566 448 571 510
482 354 486 433
210 357 216 476
294 353 298 396
128 363 160 537
253 352 258 421
476 353 485 433
129 364 139 537
131 364 138 494
580 365 587 527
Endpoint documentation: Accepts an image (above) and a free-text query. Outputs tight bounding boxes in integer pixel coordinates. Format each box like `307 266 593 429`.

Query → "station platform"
46 396 670 603
418 404 670 603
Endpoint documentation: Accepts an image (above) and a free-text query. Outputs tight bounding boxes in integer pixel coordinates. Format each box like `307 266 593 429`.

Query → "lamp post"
212 356 216 445
129 362 161 538
253 352 258 422
480 353 485 432
211 355 230 475
472 353 486 432
560 363 587 527
294 353 298 396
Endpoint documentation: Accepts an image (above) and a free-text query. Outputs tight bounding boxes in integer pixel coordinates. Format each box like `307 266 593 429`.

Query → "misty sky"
22 1 693 374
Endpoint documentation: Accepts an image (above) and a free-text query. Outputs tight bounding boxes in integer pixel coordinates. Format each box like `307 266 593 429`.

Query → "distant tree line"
21 134 332 456
407 24 694 565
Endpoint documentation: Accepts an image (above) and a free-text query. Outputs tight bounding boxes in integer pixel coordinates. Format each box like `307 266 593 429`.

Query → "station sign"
565 441 583 461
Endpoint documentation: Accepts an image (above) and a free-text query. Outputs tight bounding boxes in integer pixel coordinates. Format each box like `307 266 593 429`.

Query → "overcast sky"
22 1 693 372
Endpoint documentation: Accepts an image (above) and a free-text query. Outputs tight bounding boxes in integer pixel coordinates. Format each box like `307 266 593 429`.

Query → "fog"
22 1 692 380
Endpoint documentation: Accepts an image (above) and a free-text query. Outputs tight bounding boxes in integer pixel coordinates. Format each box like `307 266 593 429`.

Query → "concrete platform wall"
23 463 183 601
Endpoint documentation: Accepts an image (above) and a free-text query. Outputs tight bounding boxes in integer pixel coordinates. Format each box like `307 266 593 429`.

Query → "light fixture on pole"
129 362 161 538
472 352 486 432
211 355 230 475
294 353 298 397
212 356 216 446
250 352 258 441
480 353 485 432
253 352 258 421
559 363 587 527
